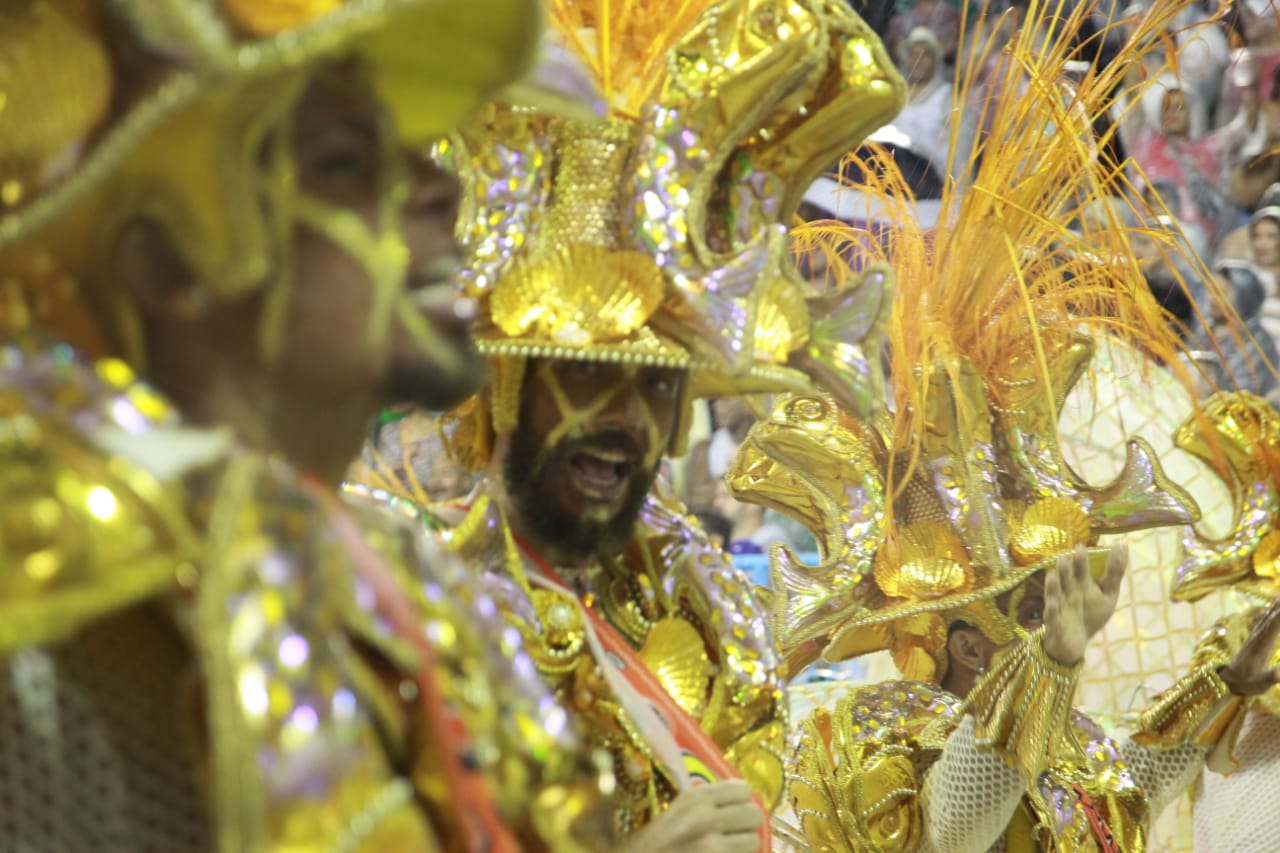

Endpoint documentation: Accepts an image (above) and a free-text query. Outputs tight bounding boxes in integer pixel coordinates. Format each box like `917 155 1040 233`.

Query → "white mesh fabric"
0 604 211 852
1119 740 1206 825
1194 710 1280 853
918 716 1023 853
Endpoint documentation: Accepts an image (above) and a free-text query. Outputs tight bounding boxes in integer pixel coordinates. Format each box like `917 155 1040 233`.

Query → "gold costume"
0 1 599 851
1149 392 1280 850
352 0 906 839
723 1 1248 850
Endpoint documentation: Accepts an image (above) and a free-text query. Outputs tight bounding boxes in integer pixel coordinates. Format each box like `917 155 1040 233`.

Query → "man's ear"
947 623 993 676
110 218 209 321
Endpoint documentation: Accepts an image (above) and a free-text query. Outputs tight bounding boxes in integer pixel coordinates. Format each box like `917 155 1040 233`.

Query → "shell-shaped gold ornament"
874 520 972 600
894 558 969 600
1008 497 1091 566
491 244 666 344
637 617 713 718
900 519 970 565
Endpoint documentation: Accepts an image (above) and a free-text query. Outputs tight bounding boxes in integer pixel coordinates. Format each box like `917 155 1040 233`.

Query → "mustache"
555 429 647 466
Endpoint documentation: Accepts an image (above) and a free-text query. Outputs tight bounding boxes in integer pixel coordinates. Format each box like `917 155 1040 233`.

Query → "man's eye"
313 148 370 177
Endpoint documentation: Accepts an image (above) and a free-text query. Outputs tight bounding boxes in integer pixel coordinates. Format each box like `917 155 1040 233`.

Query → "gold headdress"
441 0 905 458
0 0 545 361
728 0 1206 682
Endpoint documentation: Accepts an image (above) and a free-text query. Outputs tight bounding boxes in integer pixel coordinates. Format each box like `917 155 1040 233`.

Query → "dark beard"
503 423 654 562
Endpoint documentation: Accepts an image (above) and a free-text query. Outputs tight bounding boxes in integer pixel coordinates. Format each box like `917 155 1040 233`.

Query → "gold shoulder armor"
0 336 203 651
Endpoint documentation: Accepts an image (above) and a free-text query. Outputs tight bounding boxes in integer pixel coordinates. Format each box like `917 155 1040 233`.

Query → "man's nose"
595 380 645 431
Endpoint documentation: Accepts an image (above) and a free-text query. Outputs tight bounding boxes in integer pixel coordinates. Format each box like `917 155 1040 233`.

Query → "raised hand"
1220 599 1280 698
1043 544 1128 666
615 780 763 853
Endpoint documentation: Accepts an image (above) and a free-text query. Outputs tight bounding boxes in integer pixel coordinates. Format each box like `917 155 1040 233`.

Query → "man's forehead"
293 61 379 126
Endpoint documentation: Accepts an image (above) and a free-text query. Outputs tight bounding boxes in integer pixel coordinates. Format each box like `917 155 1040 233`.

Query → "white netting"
918 716 1023 853
1120 741 1207 824
1058 341 1245 853
1193 710 1280 853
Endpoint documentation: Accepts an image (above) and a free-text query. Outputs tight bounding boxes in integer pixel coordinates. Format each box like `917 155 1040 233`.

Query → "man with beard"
0 1 604 850
405 0 907 850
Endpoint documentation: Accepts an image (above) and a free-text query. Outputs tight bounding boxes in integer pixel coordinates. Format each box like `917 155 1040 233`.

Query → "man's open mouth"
568 446 634 500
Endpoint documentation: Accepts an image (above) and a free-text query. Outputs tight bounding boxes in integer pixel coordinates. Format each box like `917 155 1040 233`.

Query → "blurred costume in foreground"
0 2 602 850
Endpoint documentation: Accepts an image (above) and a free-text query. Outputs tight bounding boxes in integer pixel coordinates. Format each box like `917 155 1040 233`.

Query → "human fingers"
1100 541 1128 597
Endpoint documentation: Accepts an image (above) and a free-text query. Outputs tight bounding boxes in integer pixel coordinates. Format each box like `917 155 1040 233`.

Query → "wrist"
1217 663 1270 698
1042 637 1083 667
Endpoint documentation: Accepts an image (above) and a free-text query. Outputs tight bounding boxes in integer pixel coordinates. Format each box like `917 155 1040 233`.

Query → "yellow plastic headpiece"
445 0 905 438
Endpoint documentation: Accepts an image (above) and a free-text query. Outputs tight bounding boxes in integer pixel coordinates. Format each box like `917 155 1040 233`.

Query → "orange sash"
306 481 519 853
1071 782 1122 853
532 553 772 852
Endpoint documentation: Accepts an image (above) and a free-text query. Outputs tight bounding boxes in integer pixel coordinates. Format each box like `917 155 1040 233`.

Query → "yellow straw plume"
546 0 708 115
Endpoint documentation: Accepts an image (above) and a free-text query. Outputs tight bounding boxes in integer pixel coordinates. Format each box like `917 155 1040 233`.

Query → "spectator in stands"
1225 64 1280 210
1192 260 1280 397
1123 74 1250 250
1243 206 1280 341
892 27 954 178
1220 0 1280 119
1121 1 1228 116
684 397 756 512
1219 182 1280 260
888 0 962 66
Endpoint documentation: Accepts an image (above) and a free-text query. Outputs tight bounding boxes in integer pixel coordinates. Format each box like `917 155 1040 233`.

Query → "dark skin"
111 66 482 486
492 358 684 568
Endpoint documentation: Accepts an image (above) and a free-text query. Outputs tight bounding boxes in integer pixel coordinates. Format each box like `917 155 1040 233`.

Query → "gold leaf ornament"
851 752 922 852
